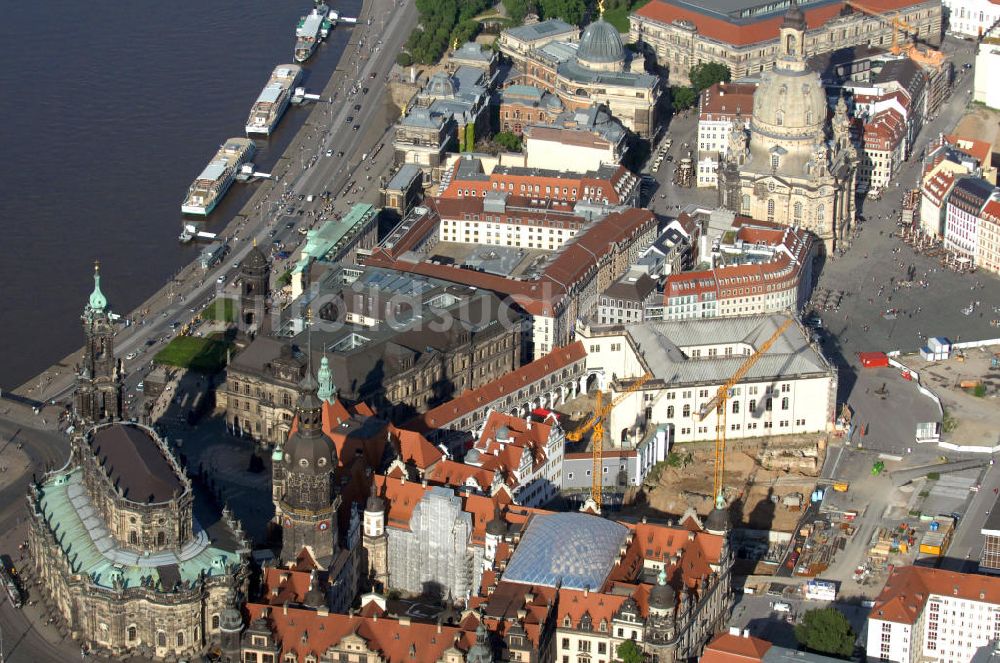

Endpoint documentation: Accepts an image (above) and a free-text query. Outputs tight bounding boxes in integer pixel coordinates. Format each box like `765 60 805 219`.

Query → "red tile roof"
702 632 773 663
367 200 655 316
945 134 994 167
387 424 443 471
664 218 813 303
244 604 476 662
409 342 587 431
871 566 1000 625
700 82 757 121
439 160 633 204
635 0 929 47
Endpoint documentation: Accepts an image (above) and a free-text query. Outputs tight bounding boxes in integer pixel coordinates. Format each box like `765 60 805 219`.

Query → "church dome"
426 72 456 97
577 19 624 67
751 66 827 140
283 428 336 475
648 569 676 610
240 244 269 272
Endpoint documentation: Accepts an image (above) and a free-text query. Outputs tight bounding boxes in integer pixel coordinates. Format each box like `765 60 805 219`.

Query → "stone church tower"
362 484 389 591
239 242 270 329
76 262 123 426
717 0 857 252
272 364 341 563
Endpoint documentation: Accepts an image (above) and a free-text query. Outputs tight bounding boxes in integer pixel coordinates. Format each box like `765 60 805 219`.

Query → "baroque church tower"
717 0 857 252
76 262 123 426
272 351 342 563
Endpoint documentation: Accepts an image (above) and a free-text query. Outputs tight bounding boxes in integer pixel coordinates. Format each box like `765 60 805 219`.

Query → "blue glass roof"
503 513 629 590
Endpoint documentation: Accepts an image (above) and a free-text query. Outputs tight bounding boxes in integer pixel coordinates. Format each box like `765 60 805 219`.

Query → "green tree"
617 639 644 663
495 130 522 152
396 51 413 67
795 608 856 658
539 0 587 25
688 61 732 93
452 19 481 47
503 0 533 22
670 85 697 111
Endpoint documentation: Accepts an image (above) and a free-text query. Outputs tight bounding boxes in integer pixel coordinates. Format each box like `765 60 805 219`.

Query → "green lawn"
201 297 237 323
604 8 631 32
154 336 231 374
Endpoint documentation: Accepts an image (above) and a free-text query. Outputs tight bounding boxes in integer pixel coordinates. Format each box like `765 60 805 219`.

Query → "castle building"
27 268 247 661
717 2 858 252
76 262 123 425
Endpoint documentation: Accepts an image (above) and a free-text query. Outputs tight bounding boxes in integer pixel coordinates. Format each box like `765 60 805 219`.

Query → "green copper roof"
272 443 284 462
35 467 242 591
317 355 335 403
89 262 108 312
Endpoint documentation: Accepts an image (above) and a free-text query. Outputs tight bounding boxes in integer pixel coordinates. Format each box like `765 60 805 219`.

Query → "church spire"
317 354 335 404
88 260 108 313
295 309 323 434
778 0 807 70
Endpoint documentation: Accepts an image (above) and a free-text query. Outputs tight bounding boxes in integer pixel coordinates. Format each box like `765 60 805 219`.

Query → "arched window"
682 404 691 417
741 194 750 212
776 110 784 126
129 531 138 545
806 110 814 124
156 532 166 546
211 614 220 630
177 631 185 647
732 401 740 414
786 33 798 56
767 199 775 219
157 632 167 648
781 397 790 410
817 204 826 222
667 405 675 418
771 155 779 170
127 626 138 642
749 399 757 412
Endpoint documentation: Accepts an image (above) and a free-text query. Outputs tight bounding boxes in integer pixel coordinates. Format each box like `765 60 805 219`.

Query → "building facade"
943 0 1000 37
577 314 837 448
717 6 858 252
867 566 1000 663
697 82 756 188
663 219 816 320
631 0 942 84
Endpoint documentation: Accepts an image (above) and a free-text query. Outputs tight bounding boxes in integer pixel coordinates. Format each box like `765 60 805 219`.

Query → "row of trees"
669 61 731 111
501 0 648 28
402 0 493 65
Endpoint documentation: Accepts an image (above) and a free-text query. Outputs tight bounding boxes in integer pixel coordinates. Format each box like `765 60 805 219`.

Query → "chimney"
729 626 740 636
584 586 589 597
742 629 750 638
283 602 288 616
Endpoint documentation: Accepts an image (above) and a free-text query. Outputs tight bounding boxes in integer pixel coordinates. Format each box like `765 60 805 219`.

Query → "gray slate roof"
627 314 832 385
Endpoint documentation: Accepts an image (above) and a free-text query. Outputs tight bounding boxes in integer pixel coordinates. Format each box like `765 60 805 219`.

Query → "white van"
774 602 792 613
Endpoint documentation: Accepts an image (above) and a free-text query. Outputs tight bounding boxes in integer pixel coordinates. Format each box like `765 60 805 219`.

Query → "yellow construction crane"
844 0 915 55
697 318 794 510
567 373 651 511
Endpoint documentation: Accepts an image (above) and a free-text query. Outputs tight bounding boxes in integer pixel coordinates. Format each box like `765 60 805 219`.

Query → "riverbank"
12 0 377 403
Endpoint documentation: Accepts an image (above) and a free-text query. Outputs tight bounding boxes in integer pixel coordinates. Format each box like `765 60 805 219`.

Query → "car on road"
145 339 157 347
354 104 362 111
362 87 369 94
285 206 294 214
325 149 333 157
298 194 305 201
370 72 377 78
126 351 138 360
286 222 294 229
353 124 360 131
137 382 144 392
346 116 354 123
773 602 791 613
666 155 674 162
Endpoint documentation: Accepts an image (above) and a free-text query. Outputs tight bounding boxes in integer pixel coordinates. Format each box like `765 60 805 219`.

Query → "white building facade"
576 315 837 448
943 0 1000 37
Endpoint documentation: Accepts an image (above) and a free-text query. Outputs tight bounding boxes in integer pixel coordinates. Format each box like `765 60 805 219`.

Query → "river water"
0 0 360 390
